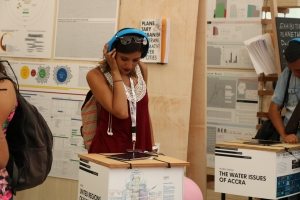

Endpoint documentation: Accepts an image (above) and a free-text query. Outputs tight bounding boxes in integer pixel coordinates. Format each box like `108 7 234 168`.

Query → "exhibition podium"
215 140 300 199
77 153 189 200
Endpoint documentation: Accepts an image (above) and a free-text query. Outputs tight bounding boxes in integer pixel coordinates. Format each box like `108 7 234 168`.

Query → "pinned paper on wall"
140 17 170 64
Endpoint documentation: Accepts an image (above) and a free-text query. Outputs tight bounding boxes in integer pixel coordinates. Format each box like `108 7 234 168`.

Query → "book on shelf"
244 33 277 75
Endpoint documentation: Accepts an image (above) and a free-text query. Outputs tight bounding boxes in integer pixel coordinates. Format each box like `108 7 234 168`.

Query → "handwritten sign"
141 19 162 63
140 18 170 64
276 17 300 70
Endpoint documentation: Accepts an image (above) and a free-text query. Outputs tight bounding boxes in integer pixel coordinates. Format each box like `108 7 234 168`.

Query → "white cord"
107 112 113 136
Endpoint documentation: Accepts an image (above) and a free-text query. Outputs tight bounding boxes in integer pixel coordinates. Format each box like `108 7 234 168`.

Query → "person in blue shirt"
269 38 300 144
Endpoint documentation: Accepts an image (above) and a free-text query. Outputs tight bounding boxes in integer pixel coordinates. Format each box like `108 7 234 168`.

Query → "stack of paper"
244 33 277 75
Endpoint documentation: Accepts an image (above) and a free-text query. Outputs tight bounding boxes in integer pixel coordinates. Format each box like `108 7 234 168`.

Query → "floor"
206 177 261 200
207 189 257 200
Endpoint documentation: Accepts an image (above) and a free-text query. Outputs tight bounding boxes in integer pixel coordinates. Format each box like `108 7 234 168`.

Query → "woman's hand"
103 44 118 72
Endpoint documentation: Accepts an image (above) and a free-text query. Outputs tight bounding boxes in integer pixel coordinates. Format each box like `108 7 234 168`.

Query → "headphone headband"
107 28 149 58
290 38 300 44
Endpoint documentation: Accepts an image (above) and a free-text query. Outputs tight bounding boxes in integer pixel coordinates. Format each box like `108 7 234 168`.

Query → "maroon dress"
89 66 152 153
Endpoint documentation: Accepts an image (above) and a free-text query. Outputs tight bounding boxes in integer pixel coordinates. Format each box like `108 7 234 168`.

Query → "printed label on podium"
77 153 188 200
215 141 300 199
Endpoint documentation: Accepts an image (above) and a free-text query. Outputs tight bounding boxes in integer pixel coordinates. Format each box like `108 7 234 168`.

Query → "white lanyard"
107 77 137 138
128 77 137 143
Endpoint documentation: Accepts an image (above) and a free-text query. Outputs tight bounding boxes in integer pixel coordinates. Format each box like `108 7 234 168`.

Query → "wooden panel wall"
16 0 201 199
118 0 199 161
187 0 207 198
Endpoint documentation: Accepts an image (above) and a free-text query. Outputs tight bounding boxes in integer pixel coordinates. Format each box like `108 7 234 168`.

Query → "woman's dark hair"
284 40 300 63
101 34 145 77
115 34 145 56
107 28 149 58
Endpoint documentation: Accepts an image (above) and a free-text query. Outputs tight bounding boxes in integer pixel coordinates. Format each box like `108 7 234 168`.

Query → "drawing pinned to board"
0 1 55 58
0 32 8 51
207 71 259 124
140 18 170 64
207 21 262 69
36 66 50 84
3 0 48 25
206 71 259 168
9 61 93 90
54 0 118 61
0 32 17 53
53 66 72 85
20 65 30 79
207 44 253 68
207 0 263 21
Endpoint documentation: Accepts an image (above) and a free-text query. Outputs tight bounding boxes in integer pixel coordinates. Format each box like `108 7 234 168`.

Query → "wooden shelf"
265 0 300 7
258 90 274 96
261 19 272 25
255 0 287 135
207 167 214 176
257 112 269 118
262 6 290 13
258 74 278 82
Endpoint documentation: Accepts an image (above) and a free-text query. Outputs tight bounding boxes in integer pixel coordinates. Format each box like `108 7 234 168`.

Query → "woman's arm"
0 80 17 168
87 45 129 119
87 66 129 119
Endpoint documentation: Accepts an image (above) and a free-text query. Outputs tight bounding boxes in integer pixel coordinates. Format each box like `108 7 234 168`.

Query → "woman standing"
87 28 154 153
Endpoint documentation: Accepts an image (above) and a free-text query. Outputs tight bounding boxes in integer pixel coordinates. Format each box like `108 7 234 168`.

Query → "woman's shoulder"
86 64 111 90
87 65 105 80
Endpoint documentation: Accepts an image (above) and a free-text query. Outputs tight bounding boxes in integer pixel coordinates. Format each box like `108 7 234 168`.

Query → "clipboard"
106 152 154 161
243 139 282 146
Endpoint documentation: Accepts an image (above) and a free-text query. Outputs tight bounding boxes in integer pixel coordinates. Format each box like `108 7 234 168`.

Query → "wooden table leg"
221 193 226 200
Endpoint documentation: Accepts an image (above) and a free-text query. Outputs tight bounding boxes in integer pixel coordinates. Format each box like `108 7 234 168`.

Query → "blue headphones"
107 28 149 58
290 38 300 43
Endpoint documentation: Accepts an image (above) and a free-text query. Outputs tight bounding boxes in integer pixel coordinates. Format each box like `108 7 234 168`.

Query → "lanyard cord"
128 77 137 144
107 77 137 145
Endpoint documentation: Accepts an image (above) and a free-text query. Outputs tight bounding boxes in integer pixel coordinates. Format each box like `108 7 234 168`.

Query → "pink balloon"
183 177 203 200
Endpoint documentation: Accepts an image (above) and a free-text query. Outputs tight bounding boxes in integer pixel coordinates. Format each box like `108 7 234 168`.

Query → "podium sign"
215 141 300 199
78 154 188 200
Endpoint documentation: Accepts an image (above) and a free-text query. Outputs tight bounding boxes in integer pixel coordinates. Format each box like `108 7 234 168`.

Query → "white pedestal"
215 141 300 199
78 154 189 200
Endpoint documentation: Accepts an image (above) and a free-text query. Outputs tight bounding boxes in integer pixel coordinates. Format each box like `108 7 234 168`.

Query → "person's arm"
268 102 298 143
0 80 17 168
269 68 298 143
87 45 128 119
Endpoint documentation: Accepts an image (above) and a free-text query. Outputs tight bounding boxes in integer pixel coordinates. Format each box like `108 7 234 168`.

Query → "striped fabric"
81 95 99 150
